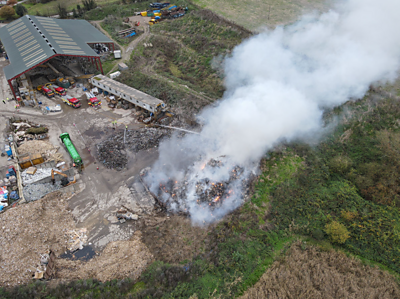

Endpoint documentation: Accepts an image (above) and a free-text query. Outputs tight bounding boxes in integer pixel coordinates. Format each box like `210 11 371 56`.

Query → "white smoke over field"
144 0 400 224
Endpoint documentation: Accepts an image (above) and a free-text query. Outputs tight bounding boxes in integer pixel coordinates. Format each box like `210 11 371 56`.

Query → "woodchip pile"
0 192 75 287
18 140 59 158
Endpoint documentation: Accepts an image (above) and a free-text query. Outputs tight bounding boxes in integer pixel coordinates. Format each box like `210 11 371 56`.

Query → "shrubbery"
325 221 350 244
26 127 48 134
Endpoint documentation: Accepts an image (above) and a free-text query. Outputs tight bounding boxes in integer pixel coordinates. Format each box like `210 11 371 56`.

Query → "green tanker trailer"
60 133 82 165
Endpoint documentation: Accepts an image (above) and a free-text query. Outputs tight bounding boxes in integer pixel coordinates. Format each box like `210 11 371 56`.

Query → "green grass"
192 0 330 31
118 7 251 111
249 151 304 218
83 1 155 20
101 58 117 74
22 0 121 16
268 94 400 274
100 20 131 46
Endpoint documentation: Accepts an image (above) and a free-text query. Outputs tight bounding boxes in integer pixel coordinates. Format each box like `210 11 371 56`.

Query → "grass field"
22 0 121 16
192 0 332 31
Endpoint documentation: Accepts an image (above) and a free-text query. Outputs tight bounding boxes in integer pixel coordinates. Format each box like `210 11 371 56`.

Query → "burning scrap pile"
143 157 254 219
194 165 245 206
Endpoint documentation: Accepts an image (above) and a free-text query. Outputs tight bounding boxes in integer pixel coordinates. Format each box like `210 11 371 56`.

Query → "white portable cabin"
109 71 121 79
114 50 122 59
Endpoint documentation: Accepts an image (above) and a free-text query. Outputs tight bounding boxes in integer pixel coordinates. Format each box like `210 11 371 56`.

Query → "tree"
72 8 78 18
82 0 96 11
57 2 67 19
325 221 350 244
0 5 15 20
6 0 17 6
15 4 28 17
76 4 82 15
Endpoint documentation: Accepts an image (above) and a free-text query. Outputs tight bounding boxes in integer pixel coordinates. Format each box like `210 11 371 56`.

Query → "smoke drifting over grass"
145 0 400 224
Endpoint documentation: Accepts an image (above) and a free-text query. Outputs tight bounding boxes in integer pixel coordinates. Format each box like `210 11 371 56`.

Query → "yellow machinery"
51 169 76 186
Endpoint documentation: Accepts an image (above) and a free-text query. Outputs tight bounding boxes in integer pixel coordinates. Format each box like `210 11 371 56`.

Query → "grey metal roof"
93 75 164 107
0 15 112 80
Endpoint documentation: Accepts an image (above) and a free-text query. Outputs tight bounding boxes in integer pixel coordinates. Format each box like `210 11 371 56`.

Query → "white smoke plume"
145 0 400 224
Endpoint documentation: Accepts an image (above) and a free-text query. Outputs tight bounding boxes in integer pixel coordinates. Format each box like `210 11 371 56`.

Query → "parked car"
150 2 170 9
172 12 185 18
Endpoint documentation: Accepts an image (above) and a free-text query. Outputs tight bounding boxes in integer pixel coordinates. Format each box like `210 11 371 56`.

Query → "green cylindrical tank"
60 133 82 165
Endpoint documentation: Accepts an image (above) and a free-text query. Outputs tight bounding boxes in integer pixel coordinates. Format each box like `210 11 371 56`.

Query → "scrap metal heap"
96 127 169 170
96 137 127 171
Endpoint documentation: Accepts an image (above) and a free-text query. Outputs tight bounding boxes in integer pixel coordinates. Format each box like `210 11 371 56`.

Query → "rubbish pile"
23 181 62 202
96 127 168 170
32 250 56 280
0 166 19 209
116 207 139 223
9 118 49 145
21 167 56 185
66 228 88 252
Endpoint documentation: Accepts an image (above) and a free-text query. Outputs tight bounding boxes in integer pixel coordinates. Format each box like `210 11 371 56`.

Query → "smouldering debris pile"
143 157 255 219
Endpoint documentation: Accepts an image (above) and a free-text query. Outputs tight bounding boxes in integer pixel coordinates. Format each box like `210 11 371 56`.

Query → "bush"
14 4 27 17
312 228 325 241
328 155 352 174
26 127 48 134
341 210 358 221
0 5 15 20
325 221 350 244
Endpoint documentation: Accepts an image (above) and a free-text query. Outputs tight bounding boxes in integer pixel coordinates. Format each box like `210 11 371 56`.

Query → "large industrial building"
0 15 114 99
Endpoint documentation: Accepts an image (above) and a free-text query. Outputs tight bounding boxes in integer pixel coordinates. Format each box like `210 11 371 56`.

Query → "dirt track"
92 16 151 74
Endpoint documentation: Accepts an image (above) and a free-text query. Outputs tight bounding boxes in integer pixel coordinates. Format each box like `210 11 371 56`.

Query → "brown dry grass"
140 215 210 264
192 0 333 31
240 241 400 299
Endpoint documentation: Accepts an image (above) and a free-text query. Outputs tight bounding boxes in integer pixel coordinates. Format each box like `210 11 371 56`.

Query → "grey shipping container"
118 63 128 71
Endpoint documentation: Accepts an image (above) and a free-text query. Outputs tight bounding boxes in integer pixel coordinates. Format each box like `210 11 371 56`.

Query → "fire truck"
86 92 101 107
61 95 81 108
45 83 66 96
37 85 55 98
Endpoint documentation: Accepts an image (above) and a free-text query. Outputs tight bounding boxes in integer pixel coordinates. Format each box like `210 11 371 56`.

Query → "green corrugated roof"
0 15 112 80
